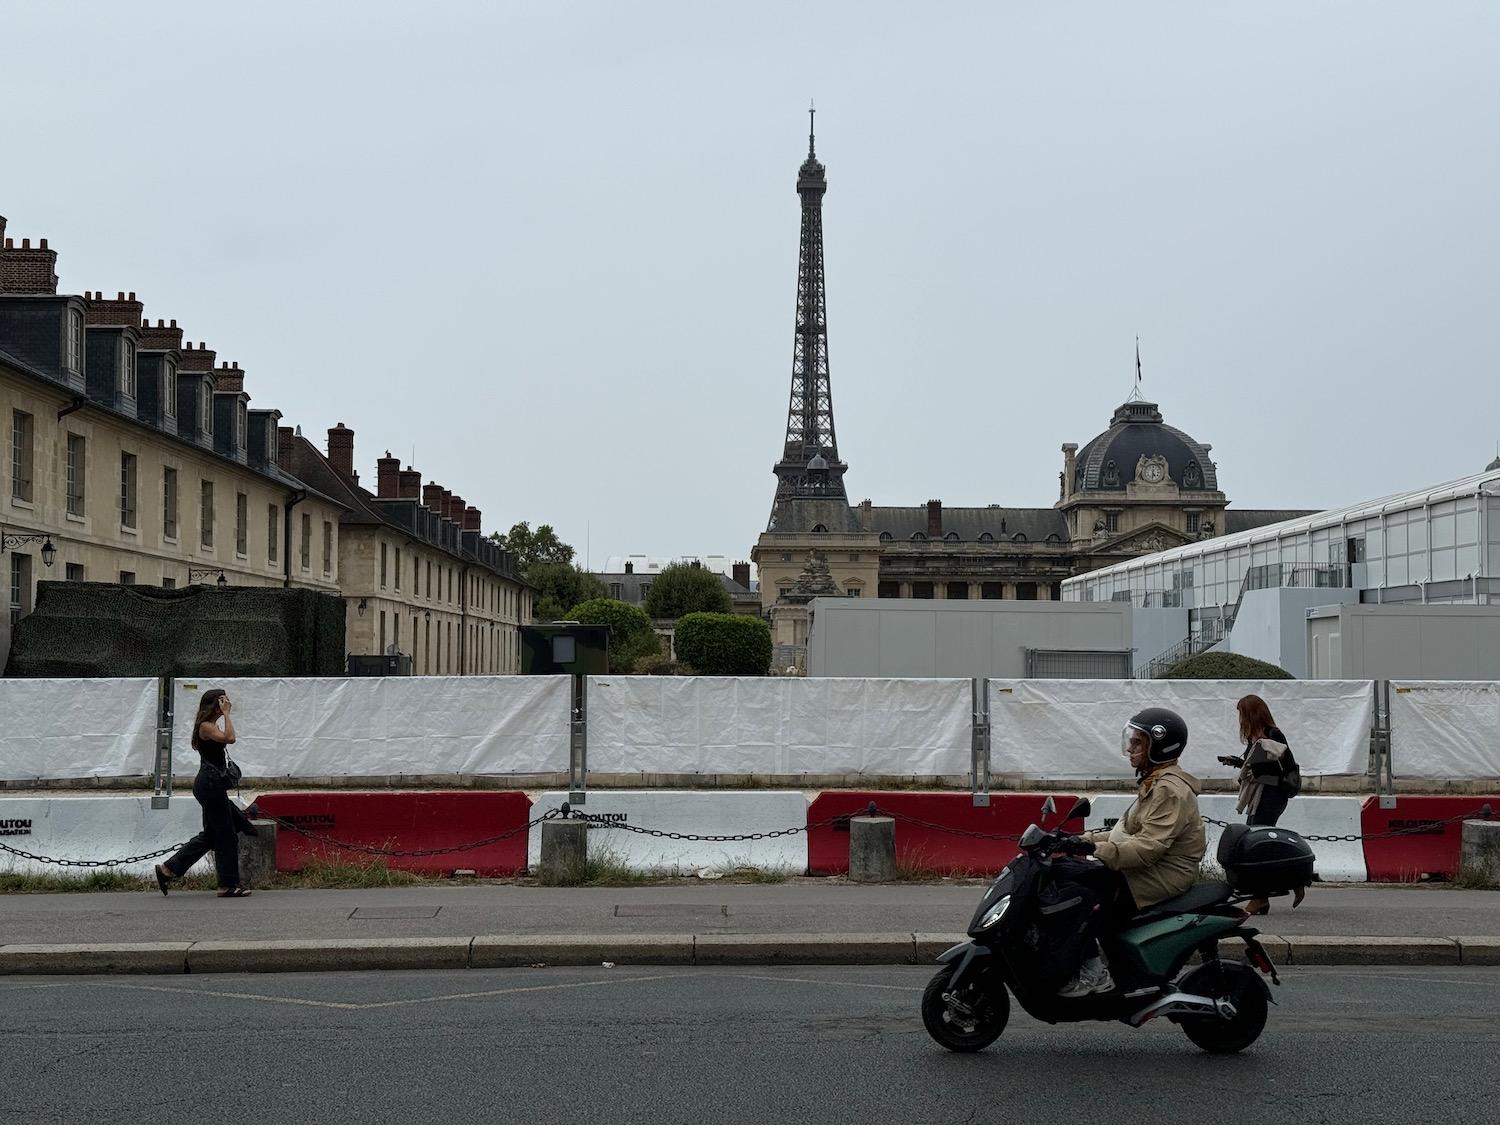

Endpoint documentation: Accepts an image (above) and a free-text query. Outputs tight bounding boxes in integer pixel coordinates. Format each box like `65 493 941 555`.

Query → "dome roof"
1488 453 1500 473
1073 399 1218 493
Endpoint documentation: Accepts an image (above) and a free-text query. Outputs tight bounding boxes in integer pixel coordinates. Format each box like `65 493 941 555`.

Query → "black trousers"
163 766 241 888
1248 787 1289 827
1068 861 1138 961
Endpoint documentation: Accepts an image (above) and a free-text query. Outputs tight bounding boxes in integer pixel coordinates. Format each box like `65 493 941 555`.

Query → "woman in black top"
155 688 254 898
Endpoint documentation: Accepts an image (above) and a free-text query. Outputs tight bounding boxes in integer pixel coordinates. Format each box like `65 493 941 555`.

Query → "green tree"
643 561 732 620
567 598 662 673
674 613 772 676
487 522 603 621
489 521 575 572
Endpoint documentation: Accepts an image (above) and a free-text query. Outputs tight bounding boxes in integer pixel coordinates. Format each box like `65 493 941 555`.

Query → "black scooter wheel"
1176 961 1269 1054
921 963 1010 1052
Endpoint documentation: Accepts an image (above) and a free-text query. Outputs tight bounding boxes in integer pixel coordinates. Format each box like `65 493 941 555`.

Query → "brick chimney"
326 423 355 480
180 341 216 372
376 452 400 498
732 562 751 589
398 468 421 500
463 506 481 532
422 482 445 513
138 318 184 352
859 498 873 531
445 494 465 524
84 290 145 327
214 361 245 395
625 561 634 574
0 234 60 294
927 499 943 539
277 426 297 473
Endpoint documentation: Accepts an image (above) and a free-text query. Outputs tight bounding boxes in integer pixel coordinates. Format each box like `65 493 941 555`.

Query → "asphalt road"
3 966 1498 1125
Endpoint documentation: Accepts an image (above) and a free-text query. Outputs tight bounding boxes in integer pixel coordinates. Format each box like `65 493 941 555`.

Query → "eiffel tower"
767 107 851 531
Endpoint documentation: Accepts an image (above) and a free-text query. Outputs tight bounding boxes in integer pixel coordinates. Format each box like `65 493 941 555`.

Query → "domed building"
1058 396 1227 552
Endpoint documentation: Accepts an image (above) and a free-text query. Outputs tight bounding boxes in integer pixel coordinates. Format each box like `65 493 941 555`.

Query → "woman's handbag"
221 756 243 785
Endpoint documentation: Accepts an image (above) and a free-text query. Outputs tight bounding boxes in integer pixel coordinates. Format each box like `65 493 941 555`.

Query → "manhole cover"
614 904 727 919
348 906 442 920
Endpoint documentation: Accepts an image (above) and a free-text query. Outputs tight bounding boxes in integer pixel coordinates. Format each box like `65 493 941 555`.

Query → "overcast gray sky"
3 2 1497 569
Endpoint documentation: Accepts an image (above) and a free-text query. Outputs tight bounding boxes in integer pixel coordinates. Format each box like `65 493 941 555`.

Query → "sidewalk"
3 880 1498 975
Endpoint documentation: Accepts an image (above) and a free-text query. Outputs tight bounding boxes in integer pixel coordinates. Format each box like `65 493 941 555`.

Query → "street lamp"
1 530 57 567
356 598 367 616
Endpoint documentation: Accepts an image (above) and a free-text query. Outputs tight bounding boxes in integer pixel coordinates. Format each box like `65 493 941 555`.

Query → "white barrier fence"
4 675 1500 783
1082 794 1368 882
1389 681 1500 780
170 677 573 777
0 679 160 781
526 790 810 874
0 795 217 877
989 679 1377 780
585 676 973 776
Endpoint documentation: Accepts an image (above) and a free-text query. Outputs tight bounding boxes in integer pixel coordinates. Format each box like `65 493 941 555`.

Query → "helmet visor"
1121 723 1139 758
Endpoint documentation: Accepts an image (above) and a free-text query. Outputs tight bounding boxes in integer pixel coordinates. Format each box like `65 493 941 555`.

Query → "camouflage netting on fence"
3 581 346 678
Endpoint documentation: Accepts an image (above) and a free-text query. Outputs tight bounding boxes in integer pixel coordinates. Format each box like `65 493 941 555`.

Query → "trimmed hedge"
1163 651 1294 680
674 613 772 676
566 598 661 673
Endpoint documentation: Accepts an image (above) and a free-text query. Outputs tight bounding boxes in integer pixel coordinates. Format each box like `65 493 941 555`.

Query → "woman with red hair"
1219 693 1304 912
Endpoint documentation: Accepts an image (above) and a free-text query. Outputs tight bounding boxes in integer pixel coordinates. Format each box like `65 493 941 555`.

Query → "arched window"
1012 532 1028 544
879 531 893 542
910 532 927 541
811 523 828 533
1103 460 1120 487
1045 533 1062 544
944 531 960 542
978 532 994 543
1184 461 1202 488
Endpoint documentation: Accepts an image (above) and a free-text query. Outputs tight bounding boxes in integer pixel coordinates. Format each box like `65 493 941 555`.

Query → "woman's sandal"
154 865 172 897
216 887 252 898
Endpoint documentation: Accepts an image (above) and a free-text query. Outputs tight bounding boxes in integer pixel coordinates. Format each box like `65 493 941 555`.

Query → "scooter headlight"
979 894 1012 930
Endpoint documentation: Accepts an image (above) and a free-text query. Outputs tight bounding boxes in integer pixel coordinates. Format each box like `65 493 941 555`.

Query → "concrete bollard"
237 819 278 889
539 819 588 881
1459 819 1500 887
849 816 897 883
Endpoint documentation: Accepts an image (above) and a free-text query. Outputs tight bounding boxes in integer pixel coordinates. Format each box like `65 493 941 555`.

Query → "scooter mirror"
1064 797 1092 822
1040 796 1057 817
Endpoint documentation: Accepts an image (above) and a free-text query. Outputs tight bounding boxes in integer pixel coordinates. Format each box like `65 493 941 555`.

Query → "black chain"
269 807 567 858
1200 808 1493 843
5 804 1491 868
0 838 187 868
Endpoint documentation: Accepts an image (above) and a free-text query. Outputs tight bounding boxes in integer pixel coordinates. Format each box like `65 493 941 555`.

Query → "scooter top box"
1216 823 1315 895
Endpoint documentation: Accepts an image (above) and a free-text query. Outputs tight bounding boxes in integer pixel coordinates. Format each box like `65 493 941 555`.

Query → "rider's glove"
1054 835 1096 856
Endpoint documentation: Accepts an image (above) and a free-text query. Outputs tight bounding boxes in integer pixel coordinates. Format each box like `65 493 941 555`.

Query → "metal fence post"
150 676 174 810
1374 679 1396 809
568 673 588 806
971 678 990 807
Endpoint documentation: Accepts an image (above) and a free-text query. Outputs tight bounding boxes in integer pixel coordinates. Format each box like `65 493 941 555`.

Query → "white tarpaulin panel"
171 677 571 776
989 679 1375 780
1390 681 1500 779
0 678 159 781
587 677 973 776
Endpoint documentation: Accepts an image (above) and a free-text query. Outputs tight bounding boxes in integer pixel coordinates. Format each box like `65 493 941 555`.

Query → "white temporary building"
1062 465 1500 673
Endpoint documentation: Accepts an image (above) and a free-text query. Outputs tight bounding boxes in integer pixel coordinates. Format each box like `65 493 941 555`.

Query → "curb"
2 934 1497 976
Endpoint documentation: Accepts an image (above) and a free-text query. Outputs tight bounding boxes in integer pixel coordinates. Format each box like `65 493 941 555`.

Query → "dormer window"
811 523 828 533
236 403 247 450
910 532 927 541
879 531 893 542
978 532 994 543
1012 532 1028 543
121 338 137 398
1103 461 1120 487
267 426 278 464
162 362 177 419
1184 461 1202 488
200 386 212 433
66 309 85 373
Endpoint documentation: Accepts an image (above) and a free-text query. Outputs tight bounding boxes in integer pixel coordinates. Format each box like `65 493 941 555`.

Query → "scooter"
921 797 1282 1055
